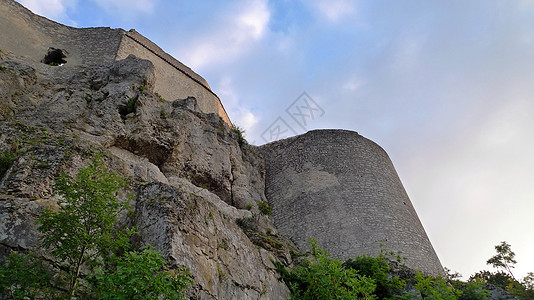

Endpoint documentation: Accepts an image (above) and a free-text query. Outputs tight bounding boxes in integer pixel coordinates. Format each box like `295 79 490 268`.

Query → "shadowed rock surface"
0 51 289 299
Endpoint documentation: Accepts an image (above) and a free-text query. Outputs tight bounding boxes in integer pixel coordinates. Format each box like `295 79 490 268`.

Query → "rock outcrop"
0 51 290 299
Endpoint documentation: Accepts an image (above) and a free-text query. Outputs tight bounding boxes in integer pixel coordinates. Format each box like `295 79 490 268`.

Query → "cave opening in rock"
42 47 67 66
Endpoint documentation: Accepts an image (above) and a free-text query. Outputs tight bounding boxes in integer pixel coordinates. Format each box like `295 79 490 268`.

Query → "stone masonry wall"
0 0 231 126
0 0 122 66
259 129 444 275
116 31 231 125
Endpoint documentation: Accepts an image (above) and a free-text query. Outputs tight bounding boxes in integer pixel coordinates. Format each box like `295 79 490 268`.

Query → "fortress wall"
259 130 444 275
65 28 123 66
116 31 232 126
0 0 122 66
0 0 57 61
1 0 232 126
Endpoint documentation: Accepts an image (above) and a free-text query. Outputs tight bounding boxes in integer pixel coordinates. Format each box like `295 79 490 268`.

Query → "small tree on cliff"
486 241 517 281
38 158 130 298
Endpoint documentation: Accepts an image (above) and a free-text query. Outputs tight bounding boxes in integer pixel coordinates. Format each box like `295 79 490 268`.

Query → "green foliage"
88 247 192 300
160 108 169 119
137 85 146 92
155 92 166 102
37 158 129 297
236 216 255 229
245 203 253 210
127 95 138 114
445 267 462 280
258 200 272 216
276 240 377 300
409 272 461 300
520 272 534 299
344 255 405 299
378 243 406 264
470 270 512 290
1 159 193 299
0 150 16 177
451 278 490 300
231 125 247 147
0 251 55 299
217 262 227 282
468 242 534 299
487 241 517 280
523 272 534 290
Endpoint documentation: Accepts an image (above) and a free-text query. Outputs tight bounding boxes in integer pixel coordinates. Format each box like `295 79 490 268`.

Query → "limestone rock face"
0 51 288 299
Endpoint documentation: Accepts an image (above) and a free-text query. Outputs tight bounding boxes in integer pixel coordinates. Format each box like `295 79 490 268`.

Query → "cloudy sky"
18 0 534 279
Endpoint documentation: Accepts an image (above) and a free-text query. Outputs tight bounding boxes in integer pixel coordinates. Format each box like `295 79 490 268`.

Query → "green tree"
37 158 129 298
88 247 193 300
487 241 517 281
523 272 534 290
521 272 534 299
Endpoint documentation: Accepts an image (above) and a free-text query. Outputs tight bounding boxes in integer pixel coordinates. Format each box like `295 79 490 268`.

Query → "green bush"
470 271 511 291
0 251 56 299
88 247 192 300
276 240 377 300
231 125 247 147
408 272 461 300
258 201 272 216
0 150 16 177
344 255 405 299
127 95 138 114
457 278 490 300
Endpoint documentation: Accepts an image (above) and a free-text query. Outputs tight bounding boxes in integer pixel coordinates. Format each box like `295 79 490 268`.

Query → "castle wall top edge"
259 129 362 149
2 0 232 126
2 0 210 89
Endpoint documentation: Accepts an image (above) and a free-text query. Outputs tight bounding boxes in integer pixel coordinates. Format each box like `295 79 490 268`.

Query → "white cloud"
216 77 259 138
90 0 155 16
19 0 74 24
237 0 270 40
179 0 270 70
312 0 356 22
342 77 363 92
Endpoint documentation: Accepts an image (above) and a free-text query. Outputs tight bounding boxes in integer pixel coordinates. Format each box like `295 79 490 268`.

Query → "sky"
17 0 534 280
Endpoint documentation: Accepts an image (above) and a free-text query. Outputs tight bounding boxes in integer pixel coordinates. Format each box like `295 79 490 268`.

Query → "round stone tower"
259 129 443 275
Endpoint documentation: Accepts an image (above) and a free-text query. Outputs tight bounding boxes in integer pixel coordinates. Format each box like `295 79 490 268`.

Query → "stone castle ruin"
1 0 444 278
259 130 444 275
0 0 231 126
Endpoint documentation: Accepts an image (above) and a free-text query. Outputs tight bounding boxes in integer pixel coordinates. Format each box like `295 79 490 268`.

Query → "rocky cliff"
0 50 291 299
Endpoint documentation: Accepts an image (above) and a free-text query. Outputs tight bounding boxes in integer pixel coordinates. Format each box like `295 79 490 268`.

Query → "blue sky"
18 0 534 279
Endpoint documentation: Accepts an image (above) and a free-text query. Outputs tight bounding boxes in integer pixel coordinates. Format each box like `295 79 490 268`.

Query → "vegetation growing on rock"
274 240 533 300
1 159 192 299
